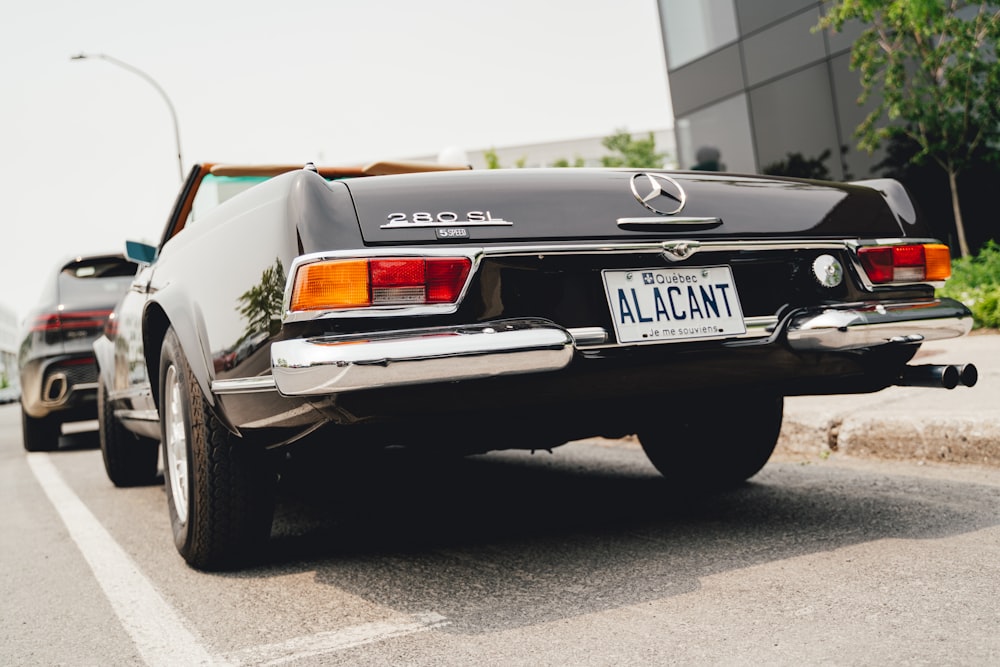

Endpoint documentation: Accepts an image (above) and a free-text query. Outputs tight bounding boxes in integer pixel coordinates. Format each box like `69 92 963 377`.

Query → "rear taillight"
857 243 951 284
290 257 472 312
58 356 96 367
30 309 112 332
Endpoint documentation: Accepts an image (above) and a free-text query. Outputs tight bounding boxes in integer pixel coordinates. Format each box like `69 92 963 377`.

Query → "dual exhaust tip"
897 364 978 390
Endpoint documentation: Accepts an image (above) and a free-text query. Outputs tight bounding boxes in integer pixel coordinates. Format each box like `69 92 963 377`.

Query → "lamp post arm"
72 53 184 182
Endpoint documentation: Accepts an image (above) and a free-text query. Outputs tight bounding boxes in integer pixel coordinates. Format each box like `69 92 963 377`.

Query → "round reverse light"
812 254 843 288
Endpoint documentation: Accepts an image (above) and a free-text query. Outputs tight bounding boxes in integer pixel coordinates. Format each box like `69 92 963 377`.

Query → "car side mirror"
125 240 157 266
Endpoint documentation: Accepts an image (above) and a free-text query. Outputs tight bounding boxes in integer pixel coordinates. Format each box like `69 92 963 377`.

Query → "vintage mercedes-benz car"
95 161 977 569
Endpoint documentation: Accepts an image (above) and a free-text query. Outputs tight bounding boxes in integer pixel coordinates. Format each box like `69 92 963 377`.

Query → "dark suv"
18 254 137 451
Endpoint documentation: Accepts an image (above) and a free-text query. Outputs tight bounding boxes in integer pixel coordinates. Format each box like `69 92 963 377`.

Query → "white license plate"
601 266 746 344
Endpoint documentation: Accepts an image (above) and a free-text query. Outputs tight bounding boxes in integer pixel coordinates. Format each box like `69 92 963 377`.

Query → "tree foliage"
483 148 502 169
762 149 836 180
481 130 667 169
236 258 285 341
483 147 528 169
600 129 667 168
551 157 586 168
762 146 853 180
816 1 1000 256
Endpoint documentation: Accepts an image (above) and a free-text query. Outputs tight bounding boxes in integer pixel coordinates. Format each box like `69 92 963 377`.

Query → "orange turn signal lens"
291 259 370 311
922 243 951 281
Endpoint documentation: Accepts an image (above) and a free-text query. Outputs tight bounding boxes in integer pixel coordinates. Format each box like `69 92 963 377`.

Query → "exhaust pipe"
43 373 68 403
958 364 978 388
896 363 978 389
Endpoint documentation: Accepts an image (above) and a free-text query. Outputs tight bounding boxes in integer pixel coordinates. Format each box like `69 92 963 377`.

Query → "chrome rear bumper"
785 298 972 351
246 299 974 398
269 319 574 396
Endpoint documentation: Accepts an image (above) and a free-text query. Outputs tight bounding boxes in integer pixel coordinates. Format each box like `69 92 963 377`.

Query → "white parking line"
219 612 449 666
27 452 450 666
26 453 219 667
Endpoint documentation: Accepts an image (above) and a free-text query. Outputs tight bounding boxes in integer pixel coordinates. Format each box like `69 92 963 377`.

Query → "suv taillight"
30 309 112 332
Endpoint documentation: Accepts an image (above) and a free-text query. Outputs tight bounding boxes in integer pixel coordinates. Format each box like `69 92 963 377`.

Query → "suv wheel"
21 408 60 452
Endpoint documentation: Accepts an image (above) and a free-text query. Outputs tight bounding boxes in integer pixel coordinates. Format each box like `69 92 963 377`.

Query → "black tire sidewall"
637 393 783 491
99 377 158 487
22 408 60 452
159 329 196 557
157 327 276 570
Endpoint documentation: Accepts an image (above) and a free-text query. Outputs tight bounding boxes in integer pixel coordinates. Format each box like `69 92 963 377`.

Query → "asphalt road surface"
2 402 998 666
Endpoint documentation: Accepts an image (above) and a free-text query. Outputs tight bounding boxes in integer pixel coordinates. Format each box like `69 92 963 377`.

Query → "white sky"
0 0 673 322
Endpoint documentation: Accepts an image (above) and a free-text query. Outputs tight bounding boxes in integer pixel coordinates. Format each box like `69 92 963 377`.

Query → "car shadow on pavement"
245 442 1000 634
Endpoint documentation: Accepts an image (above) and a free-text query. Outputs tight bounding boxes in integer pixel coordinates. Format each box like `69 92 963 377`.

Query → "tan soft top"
206 160 470 179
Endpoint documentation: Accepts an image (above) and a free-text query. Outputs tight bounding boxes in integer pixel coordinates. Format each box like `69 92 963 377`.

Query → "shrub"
938 240 1000 329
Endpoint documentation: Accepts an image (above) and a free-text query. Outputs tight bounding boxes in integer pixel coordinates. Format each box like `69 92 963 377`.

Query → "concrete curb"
777 330 1000 467
778 413 1000 467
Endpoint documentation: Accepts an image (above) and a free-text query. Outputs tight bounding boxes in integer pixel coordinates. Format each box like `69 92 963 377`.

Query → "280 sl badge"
382 210 513 228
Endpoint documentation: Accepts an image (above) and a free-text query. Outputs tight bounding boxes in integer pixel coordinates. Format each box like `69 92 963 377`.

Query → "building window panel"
661 0 739 69
675 94 756 173
750 64 843 180
735 0 818 35
667 44 745 117
742 9 826 87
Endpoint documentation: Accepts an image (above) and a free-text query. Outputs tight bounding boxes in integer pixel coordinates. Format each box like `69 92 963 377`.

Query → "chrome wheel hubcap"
163 365 189 524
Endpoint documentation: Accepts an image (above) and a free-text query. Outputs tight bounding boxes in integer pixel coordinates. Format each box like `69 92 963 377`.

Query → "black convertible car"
94 161 977 569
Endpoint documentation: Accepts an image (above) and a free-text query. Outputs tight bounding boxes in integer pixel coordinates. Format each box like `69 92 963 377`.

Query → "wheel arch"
142 299 239 436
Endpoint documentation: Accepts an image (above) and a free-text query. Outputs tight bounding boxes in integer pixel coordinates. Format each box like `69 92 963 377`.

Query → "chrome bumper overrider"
220 299 973 398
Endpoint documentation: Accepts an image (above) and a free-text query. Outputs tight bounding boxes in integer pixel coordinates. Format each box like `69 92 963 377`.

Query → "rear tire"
98 378 159 486
21 408 60 452
637 393 783 492
159 328 276 570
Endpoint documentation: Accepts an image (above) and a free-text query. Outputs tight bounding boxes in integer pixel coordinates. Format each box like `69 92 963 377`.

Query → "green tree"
482 148 528 169
551 157 586 168
600 129 668 168
236 258 285 340
763 149 836 180
762 146 853 180
816 1 1000 257
483 148 502 170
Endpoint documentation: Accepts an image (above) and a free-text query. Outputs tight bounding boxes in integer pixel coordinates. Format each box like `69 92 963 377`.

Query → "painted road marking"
219 612 449 666
27 452 219 666
27 452 449 666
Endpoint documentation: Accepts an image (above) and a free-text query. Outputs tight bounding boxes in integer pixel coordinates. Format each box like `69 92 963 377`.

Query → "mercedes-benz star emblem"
629 173 687 215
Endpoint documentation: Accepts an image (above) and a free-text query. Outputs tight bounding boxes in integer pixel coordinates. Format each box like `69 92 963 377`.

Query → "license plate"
601 266 746 344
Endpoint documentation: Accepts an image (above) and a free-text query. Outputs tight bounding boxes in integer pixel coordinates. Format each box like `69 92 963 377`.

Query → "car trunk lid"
345 169 914 245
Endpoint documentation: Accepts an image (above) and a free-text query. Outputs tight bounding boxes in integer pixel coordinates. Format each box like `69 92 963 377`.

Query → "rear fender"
142 297 239 436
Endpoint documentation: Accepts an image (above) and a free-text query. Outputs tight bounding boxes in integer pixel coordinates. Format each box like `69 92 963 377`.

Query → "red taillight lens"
290 257 472 312
857 244 951 284
30 309 111 332
58 356 97 367
30 313 62 332
425 258 472 303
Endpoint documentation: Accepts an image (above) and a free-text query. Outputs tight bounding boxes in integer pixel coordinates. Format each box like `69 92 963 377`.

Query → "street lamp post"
71 53 184 182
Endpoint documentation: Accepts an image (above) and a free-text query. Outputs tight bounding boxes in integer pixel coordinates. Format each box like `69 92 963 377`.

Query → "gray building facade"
0 303 19 397
657 0 873 180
